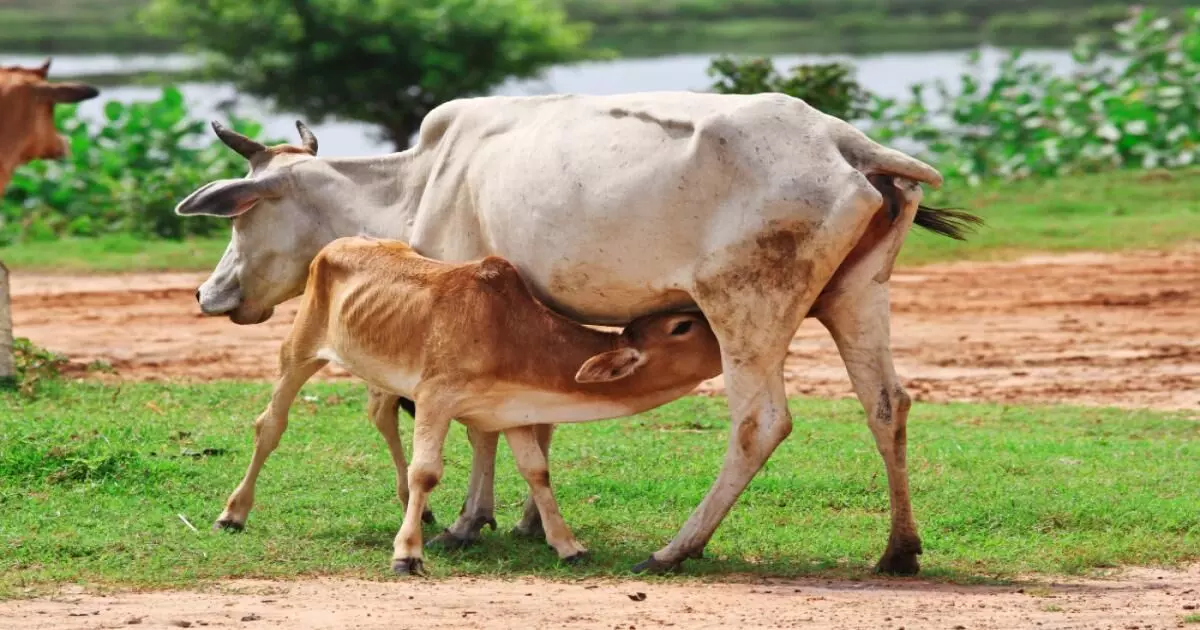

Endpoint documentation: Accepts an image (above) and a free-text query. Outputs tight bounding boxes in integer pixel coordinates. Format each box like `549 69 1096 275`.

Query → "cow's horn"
295 120 318 155
211 121 266 160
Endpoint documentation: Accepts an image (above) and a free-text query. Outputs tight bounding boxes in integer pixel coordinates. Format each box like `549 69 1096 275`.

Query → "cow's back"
407 91 861 325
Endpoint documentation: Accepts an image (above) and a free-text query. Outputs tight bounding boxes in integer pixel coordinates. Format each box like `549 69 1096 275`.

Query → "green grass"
899 168 1200 266
2 382 1198 595
0 233 226 274
2 168 1197 273
1184 613 1200 624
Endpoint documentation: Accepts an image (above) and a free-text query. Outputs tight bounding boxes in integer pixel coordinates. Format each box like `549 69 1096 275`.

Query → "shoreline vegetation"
0 1 1194 59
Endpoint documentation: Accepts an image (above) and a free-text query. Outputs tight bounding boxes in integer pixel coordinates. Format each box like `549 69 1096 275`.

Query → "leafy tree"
142 0 599 150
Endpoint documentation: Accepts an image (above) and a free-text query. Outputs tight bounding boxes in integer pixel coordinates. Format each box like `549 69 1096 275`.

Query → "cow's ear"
575 348 645 383
175 175 282 218
33 82 99 104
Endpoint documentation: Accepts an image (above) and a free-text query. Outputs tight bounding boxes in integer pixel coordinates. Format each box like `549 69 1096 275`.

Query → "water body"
5 47 1096 156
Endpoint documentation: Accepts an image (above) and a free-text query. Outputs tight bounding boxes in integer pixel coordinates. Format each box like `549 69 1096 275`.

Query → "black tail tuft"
913 205 984 241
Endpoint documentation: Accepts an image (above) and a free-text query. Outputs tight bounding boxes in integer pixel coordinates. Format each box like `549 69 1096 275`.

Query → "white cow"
177 91 980 575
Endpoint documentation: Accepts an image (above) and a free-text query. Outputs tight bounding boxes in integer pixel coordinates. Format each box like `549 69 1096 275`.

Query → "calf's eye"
670 320 693 336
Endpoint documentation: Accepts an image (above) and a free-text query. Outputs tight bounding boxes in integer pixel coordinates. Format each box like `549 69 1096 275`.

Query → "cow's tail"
836 125 984 241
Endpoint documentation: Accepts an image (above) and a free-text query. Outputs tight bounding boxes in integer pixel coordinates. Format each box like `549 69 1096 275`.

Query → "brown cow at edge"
0 58 99 191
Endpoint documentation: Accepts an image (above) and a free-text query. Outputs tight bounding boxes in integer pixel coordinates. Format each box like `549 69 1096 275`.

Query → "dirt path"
4 566 1199 629
12 248 1199 410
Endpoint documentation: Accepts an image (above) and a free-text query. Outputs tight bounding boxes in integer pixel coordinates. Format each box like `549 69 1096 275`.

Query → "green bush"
0 87 275 245
708 56 870 121
713 7 1200 184
6 337 68 396
871 7 1200 183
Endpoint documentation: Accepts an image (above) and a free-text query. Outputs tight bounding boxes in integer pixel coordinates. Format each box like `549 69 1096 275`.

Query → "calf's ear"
575 348 646 383
34 82 99 104
175 175 283 218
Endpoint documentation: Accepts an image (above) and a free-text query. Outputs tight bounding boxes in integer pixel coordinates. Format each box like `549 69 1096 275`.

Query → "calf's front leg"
512 423 554 539
504 425 586 561
426 426 500 548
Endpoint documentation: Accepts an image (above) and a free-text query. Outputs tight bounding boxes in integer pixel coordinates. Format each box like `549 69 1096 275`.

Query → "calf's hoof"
426 529 475 551
212 518 245 532
392 557 426 576
874 552 921 576
631 554 681 575
421 509 436 525
563 551 590 566
874 538 923 576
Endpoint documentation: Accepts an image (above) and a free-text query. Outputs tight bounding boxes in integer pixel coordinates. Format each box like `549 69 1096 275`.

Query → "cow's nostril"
194 289 201 303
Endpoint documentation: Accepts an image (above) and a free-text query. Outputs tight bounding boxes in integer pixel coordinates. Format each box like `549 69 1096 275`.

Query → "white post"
0 260 15 388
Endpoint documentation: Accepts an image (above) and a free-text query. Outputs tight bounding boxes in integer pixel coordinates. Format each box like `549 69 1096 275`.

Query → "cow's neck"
316 150 433 243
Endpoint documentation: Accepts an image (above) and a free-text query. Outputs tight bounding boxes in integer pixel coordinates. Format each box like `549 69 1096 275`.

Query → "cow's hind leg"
513 423 554 539
505 426 586 561
633 173 883 574
215 356 327 531
426 427 499 549
818 274 922 574
632 306 798 573
367 387 434 524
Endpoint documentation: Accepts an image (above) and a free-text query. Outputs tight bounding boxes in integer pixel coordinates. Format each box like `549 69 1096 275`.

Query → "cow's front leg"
427 426 499 549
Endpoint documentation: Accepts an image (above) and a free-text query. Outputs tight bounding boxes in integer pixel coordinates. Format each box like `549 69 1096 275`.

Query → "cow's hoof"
563 551 590 566
421 509 436 525
392 557 425 576
510 521 545 540
213 518 244 532
631 554 681 575
874 552 921 576
426 529 475 550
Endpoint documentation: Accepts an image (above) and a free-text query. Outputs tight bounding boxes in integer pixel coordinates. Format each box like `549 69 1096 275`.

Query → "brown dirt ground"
12 248 1200 411
3 567 1200 629
5 249 1199 625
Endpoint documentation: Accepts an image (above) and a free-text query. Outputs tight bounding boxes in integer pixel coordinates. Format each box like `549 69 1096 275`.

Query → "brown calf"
215 236 723 574
0 59 99 191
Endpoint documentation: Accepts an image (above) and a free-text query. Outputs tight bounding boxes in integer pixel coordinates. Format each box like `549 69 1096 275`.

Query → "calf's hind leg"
214 355 327 530
392 397 453 575
367 387 435 524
